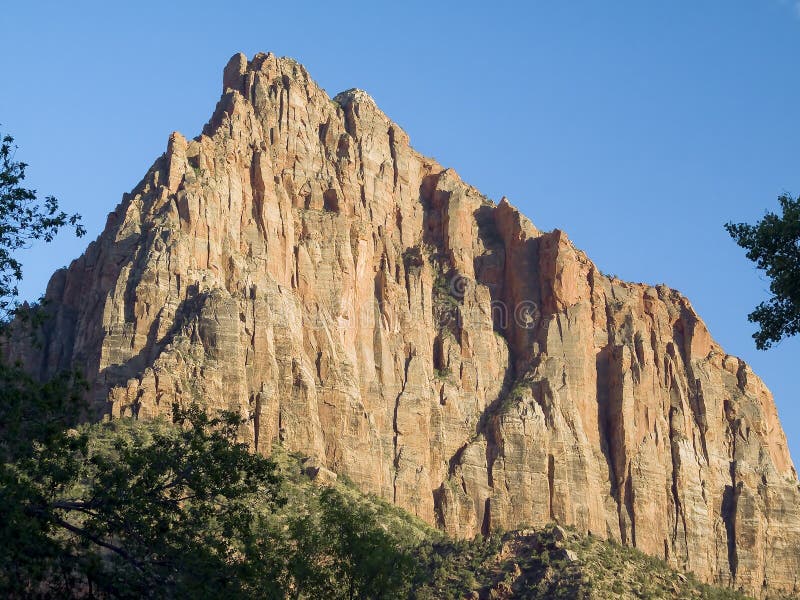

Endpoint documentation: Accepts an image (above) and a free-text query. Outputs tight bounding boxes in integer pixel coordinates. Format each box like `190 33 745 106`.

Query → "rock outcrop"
13 53 799 597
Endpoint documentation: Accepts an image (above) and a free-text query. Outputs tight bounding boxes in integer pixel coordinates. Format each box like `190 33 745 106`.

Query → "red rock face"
15 53 799 597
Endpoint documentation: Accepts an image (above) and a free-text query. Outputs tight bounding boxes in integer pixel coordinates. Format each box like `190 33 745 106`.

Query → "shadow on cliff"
27 226 147 381
96 284 205 417
595 342 631 543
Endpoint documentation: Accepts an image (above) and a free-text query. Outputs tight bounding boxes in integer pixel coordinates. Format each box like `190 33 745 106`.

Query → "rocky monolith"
13 53 799 597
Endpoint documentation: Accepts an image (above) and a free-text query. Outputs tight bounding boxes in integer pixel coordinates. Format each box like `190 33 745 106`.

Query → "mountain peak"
222 51 311 92
9 52 800 598
333 87 376 108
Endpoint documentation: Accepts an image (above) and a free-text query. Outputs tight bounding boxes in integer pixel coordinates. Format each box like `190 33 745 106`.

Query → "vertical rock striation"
13 53 799 597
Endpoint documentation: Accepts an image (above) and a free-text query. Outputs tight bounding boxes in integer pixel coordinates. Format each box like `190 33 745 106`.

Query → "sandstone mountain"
13 53 799 597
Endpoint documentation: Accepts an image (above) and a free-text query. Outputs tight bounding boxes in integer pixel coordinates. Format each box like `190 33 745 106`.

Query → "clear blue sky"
1 1 798 463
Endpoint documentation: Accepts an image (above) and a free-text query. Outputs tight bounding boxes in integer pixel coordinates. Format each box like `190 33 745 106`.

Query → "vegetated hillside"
274 449 763 600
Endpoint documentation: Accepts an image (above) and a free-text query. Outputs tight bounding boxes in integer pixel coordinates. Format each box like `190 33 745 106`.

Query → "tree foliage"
725 194 800 349
0 360 86 463
0 399 285 599
0 130 85 316
271 487 418 599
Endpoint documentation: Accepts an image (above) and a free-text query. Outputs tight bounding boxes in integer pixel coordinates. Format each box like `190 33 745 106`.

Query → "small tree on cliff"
725 193 800 349
0 129 84 317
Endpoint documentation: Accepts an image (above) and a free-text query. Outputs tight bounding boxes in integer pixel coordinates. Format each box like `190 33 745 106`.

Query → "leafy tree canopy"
0 130 85 317
0 387 285 599
726 194 800 349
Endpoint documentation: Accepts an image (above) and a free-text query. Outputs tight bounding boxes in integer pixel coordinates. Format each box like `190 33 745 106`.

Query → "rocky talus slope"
13 53 799 597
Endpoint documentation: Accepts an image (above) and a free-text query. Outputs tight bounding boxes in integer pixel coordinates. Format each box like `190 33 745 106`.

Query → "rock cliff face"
16 53 799 597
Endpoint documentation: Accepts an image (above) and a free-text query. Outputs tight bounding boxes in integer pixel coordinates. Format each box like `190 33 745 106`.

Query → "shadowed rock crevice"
721 478 739 581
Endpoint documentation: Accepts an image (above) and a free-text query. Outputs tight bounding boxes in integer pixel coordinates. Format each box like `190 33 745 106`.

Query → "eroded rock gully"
11 53 799 597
